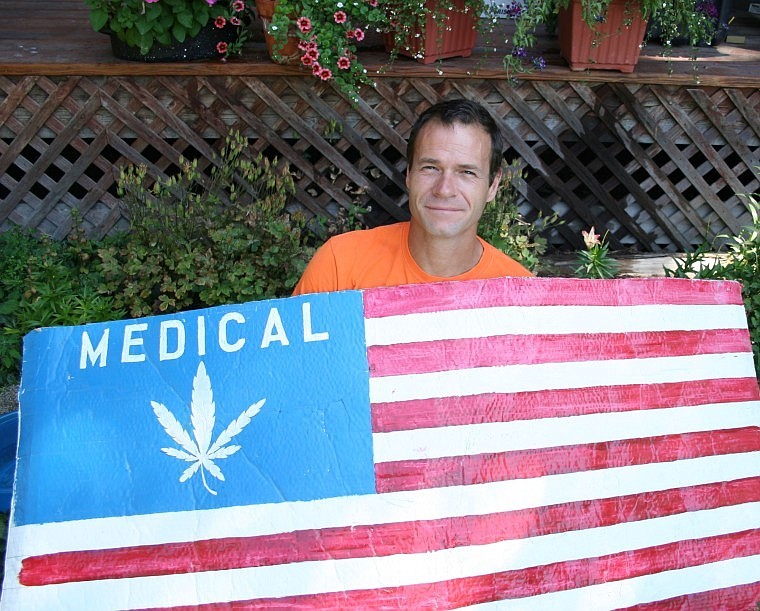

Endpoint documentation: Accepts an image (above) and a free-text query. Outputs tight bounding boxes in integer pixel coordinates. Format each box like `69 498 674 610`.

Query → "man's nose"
433 171 456 197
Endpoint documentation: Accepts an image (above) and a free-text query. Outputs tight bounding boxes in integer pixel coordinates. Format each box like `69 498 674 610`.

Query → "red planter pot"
255 0 301 64
557 0 648 73
384 0 478 64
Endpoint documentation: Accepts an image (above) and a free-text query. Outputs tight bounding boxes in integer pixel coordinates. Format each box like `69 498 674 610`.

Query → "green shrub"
665 192 760 374
103 131 314 317
478 161 562 274
0 131 328 384
0 226 121 385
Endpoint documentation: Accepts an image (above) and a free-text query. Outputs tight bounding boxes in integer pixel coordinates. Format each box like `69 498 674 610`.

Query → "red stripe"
138 530 760 610
615 582 760 610
371 378 760 433
376 428 760 492
20 477 760 587
362 278 743 318
367 329 751 377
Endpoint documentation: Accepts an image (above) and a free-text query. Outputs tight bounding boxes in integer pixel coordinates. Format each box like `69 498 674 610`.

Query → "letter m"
80 329 109 369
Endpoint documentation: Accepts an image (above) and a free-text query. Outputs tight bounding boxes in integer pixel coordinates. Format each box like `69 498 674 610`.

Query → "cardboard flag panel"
2 277 759 609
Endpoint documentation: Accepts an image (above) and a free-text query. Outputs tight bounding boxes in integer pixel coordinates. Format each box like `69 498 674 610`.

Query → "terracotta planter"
557 0 647 73
255 0 301 64
384 0 478 64
107 22 236 62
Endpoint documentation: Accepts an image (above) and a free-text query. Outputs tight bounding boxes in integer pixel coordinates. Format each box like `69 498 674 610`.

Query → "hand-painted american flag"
2 277 759 610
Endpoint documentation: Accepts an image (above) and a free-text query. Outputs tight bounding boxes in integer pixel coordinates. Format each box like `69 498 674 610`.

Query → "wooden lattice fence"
1 74 758 251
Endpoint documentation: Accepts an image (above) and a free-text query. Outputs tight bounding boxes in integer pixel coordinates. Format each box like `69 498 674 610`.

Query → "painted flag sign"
2 276 760 610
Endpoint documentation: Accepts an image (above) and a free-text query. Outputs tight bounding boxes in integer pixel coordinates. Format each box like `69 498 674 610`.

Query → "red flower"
230 16 241 25
214 16 226 28
216 41 228 54
333 10 347 24
297 16 312 32
301 54 314 66
353 27 365 41
232 0 245 10
319 67 332 80
368 0 378 5
312 63 322 75
337 56 351 70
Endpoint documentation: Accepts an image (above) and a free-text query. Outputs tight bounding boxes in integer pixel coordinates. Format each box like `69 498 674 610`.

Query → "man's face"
406 120 500 240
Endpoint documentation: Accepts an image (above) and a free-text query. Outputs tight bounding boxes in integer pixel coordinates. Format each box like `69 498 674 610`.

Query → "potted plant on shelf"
503 0 716 74
259 0 387 102
646 0 726 47
83 0 251 62
383 0 497 64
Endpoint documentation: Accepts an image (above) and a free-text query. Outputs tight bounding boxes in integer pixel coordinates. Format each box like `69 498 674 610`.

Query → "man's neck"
407 224 484 278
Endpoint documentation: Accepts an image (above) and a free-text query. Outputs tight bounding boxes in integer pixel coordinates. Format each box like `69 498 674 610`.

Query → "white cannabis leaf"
152 361 265 495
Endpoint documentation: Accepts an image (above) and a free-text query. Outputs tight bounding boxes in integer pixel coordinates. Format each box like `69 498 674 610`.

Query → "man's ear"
486 169 502 202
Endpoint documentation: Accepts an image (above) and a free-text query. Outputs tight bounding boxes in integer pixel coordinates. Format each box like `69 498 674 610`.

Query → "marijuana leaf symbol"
151 361 265 495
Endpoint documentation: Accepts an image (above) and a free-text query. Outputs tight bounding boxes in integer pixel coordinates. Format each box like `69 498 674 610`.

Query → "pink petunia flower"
215 16 227 28
216 41 228 53
301 54 314 66
230 16 241 25
319 67 332 80
232 0 245 10
333 10 347 24
297 17 312 32
145 0 161 3
353 27 364 41
312 63 322 75
205 0 216 5
337 56 351 70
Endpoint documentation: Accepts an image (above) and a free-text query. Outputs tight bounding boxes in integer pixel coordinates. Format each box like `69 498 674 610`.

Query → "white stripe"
364 304 749 346
467 556 760 610
7 452 760 558
3 503 759 610
372 400 760 462
369 353 756 403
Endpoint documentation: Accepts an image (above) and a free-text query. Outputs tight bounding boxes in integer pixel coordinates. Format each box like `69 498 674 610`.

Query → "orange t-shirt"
292 222 532 295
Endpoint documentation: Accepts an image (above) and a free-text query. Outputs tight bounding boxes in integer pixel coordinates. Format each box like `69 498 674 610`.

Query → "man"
292 99 532 295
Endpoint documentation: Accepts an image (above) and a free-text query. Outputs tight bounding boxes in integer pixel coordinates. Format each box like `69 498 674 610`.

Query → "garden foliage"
105 131 312 317
665 192 760 373
0 132 319 384
478 161 562 274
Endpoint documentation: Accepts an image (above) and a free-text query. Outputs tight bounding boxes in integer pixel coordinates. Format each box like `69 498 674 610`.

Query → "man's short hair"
407 99 505 185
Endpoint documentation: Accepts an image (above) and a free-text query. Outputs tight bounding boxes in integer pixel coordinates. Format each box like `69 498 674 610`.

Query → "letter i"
198 316 206 356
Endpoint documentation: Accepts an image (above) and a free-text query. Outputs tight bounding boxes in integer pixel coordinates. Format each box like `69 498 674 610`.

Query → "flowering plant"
266 0 387 102
84 0 250 58
574 226 619 279
501 0 716 74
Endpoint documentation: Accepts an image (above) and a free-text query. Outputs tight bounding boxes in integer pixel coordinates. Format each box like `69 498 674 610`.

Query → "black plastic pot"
107 23 237 62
